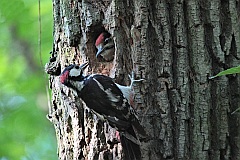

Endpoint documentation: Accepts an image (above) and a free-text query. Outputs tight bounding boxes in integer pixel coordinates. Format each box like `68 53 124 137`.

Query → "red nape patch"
95 33 105 46
60 70 69 84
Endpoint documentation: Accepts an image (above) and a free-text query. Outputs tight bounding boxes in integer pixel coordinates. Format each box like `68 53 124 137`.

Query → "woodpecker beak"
96 45 103 58
80 62 89 71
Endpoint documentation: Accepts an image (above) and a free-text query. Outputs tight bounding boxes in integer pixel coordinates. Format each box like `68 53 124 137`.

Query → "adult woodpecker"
95 32 115 61
60 62 146 160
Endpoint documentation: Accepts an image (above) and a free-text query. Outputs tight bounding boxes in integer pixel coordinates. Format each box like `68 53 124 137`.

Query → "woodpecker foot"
128 71 144 88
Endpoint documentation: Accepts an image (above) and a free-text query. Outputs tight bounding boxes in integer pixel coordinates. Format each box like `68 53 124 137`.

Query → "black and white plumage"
60 63 146 160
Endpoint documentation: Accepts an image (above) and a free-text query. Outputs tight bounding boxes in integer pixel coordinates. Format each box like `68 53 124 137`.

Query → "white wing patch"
105 89 120 102
93 78 104 91
93 78 120 103
115 83 131 102
69 68 81 77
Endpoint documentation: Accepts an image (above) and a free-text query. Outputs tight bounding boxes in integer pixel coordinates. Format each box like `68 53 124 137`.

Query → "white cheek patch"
69 68 81 77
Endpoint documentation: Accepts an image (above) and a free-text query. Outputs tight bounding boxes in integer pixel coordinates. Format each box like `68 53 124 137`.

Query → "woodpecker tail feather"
120 133 142 160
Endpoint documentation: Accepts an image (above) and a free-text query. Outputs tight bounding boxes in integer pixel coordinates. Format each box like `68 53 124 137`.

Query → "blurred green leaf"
0 0 57 159
209 66 240 79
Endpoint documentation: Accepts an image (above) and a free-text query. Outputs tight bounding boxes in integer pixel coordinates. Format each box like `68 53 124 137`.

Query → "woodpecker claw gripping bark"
128 71 145 88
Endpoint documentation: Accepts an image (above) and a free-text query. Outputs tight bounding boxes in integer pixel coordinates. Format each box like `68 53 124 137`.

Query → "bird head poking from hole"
95 32 115 61
95 32 106 46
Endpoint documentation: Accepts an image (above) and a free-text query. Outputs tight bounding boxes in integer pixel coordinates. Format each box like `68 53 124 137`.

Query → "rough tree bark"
45 0 240 159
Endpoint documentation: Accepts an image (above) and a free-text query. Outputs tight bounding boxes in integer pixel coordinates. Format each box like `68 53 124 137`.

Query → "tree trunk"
45 0 240 159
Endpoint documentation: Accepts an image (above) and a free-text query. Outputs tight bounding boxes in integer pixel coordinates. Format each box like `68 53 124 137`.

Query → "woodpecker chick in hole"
95 32 115 62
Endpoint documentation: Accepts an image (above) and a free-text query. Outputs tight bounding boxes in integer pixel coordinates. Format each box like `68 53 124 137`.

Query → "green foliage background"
0 0 57 159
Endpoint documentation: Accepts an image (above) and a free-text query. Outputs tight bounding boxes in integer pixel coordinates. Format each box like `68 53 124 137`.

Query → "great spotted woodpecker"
95 32 115 61
60 62 146 160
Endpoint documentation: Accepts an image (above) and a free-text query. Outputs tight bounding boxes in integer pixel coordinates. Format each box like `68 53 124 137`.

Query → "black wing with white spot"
80 74 145 135
80 75 130 121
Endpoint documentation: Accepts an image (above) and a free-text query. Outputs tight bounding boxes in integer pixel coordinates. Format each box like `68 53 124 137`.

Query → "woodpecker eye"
105 38 110 43
75 66 79 69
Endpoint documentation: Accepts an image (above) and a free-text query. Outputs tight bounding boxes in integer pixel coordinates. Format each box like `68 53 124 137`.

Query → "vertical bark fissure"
184 1 197 159
227 36 240 159
168 1 180 159
200 1 220 159
182 1 195 159
168 1 179 157
207 0 231 159
219 0 232 56
170 0 192 159
147 1 174 158
219 0 240 159
185 0 211 159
